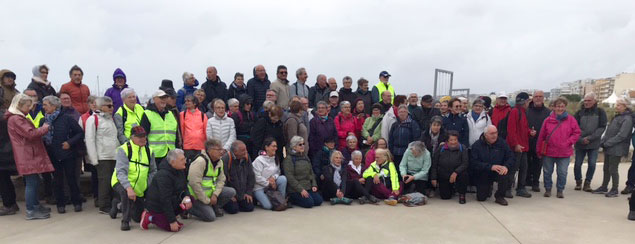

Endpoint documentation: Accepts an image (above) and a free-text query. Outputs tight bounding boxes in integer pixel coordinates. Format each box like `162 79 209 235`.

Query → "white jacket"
252 155 281 191
381 108 397 143
84 112 120 165
206 113 236 151
467 111 492 147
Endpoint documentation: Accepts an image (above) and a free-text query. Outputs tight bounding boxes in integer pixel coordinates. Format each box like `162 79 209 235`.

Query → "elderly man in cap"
490 92 511 127
110 126 158 231
371 71 395 104
505 92 535 198
327 91 340 119
140 90 180 166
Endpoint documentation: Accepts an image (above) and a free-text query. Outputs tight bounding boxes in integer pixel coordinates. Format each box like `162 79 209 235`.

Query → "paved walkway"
1 164 633 244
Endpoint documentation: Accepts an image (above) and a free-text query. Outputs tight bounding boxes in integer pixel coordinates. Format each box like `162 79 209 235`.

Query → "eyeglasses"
278 71 288 74
104 105 113 108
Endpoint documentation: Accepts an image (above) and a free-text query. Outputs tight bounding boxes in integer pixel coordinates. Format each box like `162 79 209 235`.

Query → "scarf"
320 115 328 121
348 161 362 175
556 111 568 121
43 109 61 145
331 162 342 187
471 111 480 122
429 130 439 152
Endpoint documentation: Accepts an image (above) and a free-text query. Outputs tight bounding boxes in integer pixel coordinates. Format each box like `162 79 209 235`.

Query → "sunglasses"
104 104 113 108
279 71 288 74
298 143 305 146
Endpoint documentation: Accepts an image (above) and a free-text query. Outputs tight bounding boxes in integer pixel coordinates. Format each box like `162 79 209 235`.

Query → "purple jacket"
308 116 336 157
104 68 128 112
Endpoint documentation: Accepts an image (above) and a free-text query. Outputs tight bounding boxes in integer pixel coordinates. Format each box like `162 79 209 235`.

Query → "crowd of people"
0 65 634 233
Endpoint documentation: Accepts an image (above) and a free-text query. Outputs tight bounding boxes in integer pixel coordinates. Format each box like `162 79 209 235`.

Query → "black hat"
480 96 492 109
516 92 530 105
159 79 174 91
421 95 433 103
371 103 383 111
163 88 177 98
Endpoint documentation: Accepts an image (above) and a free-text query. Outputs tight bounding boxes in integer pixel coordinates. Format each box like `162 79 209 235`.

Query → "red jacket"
335 112 359 151
506 107 530 152
537 113 581 158
60 81 91 114
491 104 511 127
5 111 54 175
180 109 208 150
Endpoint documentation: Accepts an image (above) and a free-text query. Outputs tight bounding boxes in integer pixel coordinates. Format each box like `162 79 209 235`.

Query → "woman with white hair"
346 150 379 204
283 135 322 208
399 141 432 195
114 88 145 144
6 94 54 219
227 98 240 117
593 98 633 197
176 72 199 112
320 150 353 205
206 99 236 152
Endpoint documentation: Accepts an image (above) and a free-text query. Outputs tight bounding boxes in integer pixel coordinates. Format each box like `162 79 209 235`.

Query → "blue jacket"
176 79 199 112
388 116 421 157
443 113 470 146
47 113 84 162
470 134 515 173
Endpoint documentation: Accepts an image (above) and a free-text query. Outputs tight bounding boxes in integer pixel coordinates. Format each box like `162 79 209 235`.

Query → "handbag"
265 186 287 211
540 121 562 156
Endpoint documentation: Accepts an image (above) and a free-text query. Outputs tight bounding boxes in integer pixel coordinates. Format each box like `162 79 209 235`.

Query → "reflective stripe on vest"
374 82 395 103
115 104 145 139
26 111 44 128
145 109 177 158
188 158 222 199
110 142 152 197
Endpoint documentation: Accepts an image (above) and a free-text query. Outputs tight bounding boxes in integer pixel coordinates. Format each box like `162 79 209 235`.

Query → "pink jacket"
536 113 581 158
334 112 359 151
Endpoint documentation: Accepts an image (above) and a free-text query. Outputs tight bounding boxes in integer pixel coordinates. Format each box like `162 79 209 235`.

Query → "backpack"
182 110 205 122
265 186 288 211
126 142 151 163
496 109 521 139
398 192 428 207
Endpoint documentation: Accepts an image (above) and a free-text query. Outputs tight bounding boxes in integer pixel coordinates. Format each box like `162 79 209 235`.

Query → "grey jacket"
601 110 633 157
574 105 607 150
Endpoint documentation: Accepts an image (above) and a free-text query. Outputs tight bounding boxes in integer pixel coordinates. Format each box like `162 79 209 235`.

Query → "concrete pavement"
1 163 634 244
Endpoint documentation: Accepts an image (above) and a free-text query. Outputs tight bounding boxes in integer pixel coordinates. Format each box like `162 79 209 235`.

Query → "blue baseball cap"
379 71 391 78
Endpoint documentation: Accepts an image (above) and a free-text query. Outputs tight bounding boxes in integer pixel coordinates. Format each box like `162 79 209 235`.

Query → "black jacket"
338 88 357 106
420 127 448 154
232 95 256 138
470 134 515 173
251 116 284 160
201 76 228 108
246 71 271 113
27 79 57 102
420 107 441 131
0 111 16 173
355 89 372 114
408 105 424 129
312 146 332 179
145 162 188 223
308 85 329 108
322 164 348 192
443 113 470 146
526 101 551 152
222 152 255 199
47 113 84 162
227 81 247 100
431 144 469 180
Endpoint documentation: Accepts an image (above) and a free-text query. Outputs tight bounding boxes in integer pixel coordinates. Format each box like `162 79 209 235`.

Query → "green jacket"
361 115 383 142
399 148 431 181
363 161 400 191
283 151 317 193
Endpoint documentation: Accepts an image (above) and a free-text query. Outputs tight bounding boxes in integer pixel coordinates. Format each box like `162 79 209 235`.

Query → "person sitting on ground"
346 150 379 204
110 126 157 231
283 136 323 208
320 150 353 205
222 141 256 213
470 125 513 206
252 137 287 210
140 149 192 232
187 139 236 222
312 136 336 182
363 148 401 205
430 131 469 204
399 141 432 196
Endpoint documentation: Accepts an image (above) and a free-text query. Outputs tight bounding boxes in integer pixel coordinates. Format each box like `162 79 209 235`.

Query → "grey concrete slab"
1 163 633 244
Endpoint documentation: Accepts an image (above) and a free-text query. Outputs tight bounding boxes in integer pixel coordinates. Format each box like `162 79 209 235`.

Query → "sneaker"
98 207 110 214
0 206 16 216
574 180 582 191
592 186 608 194
629 211 635 221
556 191 564 199
504 190 513 199
358 196 368 205
329 198 338 205
121 221 130 231
368 195 380 204
74 204 82 212
459 194 466 204
516 189 532 198
57 206 66 214
544 188 551 198
494 197 508 206
621 185 634 195
25 210 50 220
212 205 224 217
36 205 51 214
341 197 353 205
605 189 619 198
582 181 592 192
384 197 398 206
140 210 151 230
531 186 540 192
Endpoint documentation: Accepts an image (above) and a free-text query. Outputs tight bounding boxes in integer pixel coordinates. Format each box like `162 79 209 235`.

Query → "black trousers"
223 199 255 214
53 158 82 207
41 172 54 199
630 191 634 211
321 180 340 199
438 172 468 199
0 170 16 207
112 183 145 223
475 171 511 201
344 179 372 199
526 150 542 187
510 152 528 190
403 180 429 195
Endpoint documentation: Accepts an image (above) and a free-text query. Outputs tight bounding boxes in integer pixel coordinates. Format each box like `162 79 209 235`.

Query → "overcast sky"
1 0 634 97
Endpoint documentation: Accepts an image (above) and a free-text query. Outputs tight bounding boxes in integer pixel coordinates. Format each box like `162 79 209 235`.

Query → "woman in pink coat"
335 101 359 151
536 98 581 198
6 94 55 220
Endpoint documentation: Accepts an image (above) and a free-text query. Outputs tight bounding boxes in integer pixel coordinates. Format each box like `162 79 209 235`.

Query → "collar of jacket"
356 88 369 95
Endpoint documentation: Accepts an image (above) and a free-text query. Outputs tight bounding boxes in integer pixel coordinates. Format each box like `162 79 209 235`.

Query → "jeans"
253 176 287 210
189 187 236 222
601 154 621 190
289 191 323 208
112 183 145 223
573 148 598 182
0 170 16 207
96 160 116 210
626 153 635 188
542 157 570 191
24 174 40 211
510 152 528 191
53 158 82 207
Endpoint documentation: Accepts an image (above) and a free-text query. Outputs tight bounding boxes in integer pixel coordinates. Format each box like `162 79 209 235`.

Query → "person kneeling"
470 125 513 206
140 149 192 232
321 151 352 205
187 139 236 222
362 148 402 206
431 131 469 204
222 141 256 214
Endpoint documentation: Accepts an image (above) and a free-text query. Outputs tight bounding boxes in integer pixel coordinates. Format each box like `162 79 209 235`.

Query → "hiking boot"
36 205 50 214
358 196 368 205
531 185 540 192
605 189 619 198
212 205 224 217
494 197 508 206
109 199 118 219
621 185 634 195
384 197 398 206
556 191 564 199
629 211 635 221
74 204 82 212
592 186 608 194
582 181 592 192
544 188 551 198
426 189 435 198
516 189 532 198
25 209 50 220
574 180 582 191
340 197 353 205
57 206 66 214
459 194 466 204
330 198 338 205
121 221 130 231
140 210 151 230
504 190 513 199
368 195 380 204
0 206 16 216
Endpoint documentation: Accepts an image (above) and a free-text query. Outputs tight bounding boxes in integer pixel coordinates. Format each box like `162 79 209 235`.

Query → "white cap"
152 90 168 98
497 91 508 98
329 91 339 97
